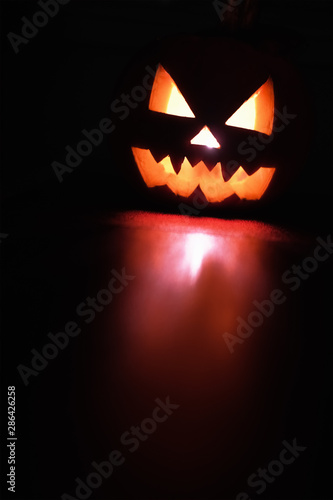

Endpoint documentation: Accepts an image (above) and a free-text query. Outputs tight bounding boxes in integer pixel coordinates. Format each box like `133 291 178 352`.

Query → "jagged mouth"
132 147 275 203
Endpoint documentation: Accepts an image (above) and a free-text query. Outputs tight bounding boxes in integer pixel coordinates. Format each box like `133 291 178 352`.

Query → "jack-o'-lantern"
133 63 275 203
110 35 309 207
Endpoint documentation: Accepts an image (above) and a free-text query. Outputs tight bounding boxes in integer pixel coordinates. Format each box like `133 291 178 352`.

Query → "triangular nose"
190 126 221 149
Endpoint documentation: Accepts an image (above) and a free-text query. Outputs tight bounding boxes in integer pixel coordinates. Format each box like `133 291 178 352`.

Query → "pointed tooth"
204 159 217 171
241 163 260 176
150 148 168 163
170 154 184 174
186 149 202 168
221 162 240 181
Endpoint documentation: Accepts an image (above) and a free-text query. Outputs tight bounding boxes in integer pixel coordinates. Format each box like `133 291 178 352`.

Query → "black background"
1 1 333 499
1 0 333 223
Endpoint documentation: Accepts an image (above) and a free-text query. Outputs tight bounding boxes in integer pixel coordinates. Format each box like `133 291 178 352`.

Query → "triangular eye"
149 65 195 118
225 77 274 135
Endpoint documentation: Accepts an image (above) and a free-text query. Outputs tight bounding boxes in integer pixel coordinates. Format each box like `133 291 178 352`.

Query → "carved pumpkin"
111 35 309 207
132 63 275 203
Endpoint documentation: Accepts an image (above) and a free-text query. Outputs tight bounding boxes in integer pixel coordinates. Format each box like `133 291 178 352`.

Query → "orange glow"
225 77 274 135
190 126 221 149
149 65 195 118
225 91 256 130
132 147 275 202
141 68 276 202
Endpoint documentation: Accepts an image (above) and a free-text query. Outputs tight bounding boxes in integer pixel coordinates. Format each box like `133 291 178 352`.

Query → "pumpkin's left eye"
225 77 274 135
149 65 195 118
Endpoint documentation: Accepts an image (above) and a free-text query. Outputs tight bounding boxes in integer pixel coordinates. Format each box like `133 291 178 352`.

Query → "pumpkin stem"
215 0 259 32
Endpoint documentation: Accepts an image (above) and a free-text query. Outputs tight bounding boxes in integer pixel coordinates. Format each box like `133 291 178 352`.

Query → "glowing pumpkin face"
132 64 275 203
111 36 308 207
